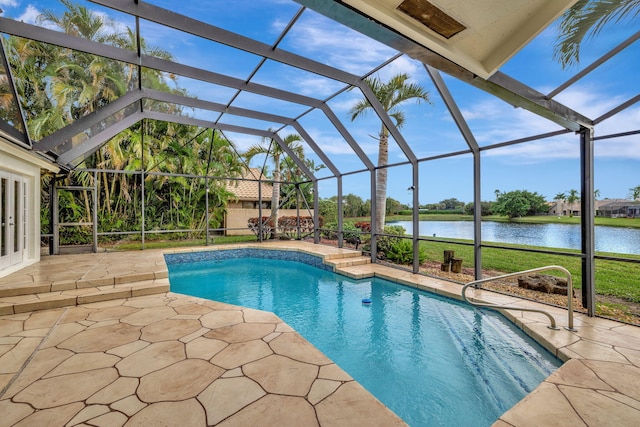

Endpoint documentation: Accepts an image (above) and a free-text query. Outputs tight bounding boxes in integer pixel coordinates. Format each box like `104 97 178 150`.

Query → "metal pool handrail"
461 266 576 331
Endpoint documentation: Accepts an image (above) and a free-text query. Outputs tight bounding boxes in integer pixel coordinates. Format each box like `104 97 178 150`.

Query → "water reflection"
390 221 640 255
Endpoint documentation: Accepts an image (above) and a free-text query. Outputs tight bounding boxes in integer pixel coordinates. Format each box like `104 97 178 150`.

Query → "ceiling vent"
397 0 466 39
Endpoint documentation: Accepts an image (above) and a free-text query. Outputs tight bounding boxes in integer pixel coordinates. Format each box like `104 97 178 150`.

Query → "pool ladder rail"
462 266 577 332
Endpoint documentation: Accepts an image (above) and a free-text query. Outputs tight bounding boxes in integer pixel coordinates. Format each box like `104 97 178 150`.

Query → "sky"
1 0 639 206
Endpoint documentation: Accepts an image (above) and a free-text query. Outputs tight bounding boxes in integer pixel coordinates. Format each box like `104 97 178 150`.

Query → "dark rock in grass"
518 274 575 297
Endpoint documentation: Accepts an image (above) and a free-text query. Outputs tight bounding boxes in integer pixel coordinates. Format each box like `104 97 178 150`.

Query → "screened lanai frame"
1 0 639 318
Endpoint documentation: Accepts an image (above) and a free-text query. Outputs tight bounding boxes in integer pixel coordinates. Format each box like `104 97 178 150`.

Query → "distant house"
596 200 640 218
223 168 310 236
548 198 640 218
548 200 581 216
225 168 273 210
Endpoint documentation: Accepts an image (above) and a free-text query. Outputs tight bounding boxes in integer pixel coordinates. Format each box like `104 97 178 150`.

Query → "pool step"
325 255 371 269
0 270 168 298
0 278 170 315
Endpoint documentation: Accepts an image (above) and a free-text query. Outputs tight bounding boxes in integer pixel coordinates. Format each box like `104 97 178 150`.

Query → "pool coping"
0 241 639 426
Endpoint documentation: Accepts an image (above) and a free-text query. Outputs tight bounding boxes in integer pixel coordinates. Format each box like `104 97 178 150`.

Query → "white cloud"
483 137 577 162
454 83 640 162
594 138 640 159
594 102 640 135
483 130 640 163
17 4 39 24
293 76 341 98
374 56 421 82
459 99 505 121
224 132 262 152
286 14 396 74
12 4 129 36
93 10 129 38
304 127 378 157
0 0 18 8
554 85 626 119
327 94 360 114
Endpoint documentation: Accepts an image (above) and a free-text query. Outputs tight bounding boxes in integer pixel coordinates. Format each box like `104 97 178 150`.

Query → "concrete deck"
1 241 639 426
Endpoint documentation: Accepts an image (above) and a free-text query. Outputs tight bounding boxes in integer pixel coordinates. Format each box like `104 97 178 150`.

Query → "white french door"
0 171 27 270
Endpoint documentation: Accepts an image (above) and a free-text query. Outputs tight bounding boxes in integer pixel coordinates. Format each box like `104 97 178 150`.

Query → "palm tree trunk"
102 171 111 215
82 190 91 224
375 126 389 233
271 163 280 239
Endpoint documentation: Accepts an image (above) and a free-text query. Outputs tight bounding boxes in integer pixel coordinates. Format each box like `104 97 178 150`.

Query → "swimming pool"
166 249 562 427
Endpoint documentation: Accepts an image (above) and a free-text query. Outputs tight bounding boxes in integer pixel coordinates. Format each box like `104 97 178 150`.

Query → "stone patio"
0 241 639 426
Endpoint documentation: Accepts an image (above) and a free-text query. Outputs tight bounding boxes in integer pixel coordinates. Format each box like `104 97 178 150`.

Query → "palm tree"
349 73 431 232
279 156 324 209
0 66 24 130
630 185 640 200
4 35 62 140
554 192 566 215
554 0 640 68
554 192 567 202
244 133 305 238
566 189 580 216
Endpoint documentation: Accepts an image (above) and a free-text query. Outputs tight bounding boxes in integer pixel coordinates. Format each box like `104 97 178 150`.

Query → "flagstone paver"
115 341 185 377
315 381 407 427
308 378 342 405
217 394 319 427
269 331 333 365
209 339 273 369
186 336 228 359
58 322 141 353
44 352 120 377
11 402 84 427
204 321 275 342
87 377 139 405
137 359 224 401
126 399 206 426
0 241 639 426
140 318 202 342
198 376 267 425
13 367 119 408
244 354 319 395
110 394 146 416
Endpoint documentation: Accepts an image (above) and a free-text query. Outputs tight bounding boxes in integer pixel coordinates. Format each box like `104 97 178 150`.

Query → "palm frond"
554 0 640 68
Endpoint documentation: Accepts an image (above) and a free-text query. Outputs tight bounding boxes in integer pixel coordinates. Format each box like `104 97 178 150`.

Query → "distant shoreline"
367 214 640 229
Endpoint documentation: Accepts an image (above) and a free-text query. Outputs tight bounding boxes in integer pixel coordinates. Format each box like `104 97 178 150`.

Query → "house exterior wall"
0 137 58 277
224 208 314 236
227 200 270 209
548 201 581 216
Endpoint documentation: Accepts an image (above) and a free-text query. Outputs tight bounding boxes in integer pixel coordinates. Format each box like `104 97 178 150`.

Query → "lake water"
389 220 640 255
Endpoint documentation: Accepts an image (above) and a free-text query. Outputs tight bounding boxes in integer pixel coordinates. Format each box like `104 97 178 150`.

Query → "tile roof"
226 168 273 201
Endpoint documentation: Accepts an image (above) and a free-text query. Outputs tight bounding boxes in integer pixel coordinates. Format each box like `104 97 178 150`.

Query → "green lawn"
418 238 640 303
348 214 640 302
107 235 257 251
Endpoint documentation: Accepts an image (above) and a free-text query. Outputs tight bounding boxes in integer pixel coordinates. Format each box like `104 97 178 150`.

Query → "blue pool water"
166 250 561 427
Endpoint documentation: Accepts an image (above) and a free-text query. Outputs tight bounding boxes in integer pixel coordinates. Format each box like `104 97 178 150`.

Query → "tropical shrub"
318 199 338 224
361 224 406 259
249 216 321 240
278 216 321 239
248 217 273 240
386 239 427 265
321 221 359 240
354 222 371 232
